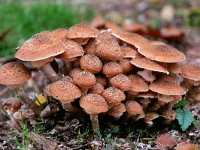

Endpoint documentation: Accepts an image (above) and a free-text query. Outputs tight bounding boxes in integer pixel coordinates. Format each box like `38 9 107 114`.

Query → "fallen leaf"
155 133 177 149
35 93 46 106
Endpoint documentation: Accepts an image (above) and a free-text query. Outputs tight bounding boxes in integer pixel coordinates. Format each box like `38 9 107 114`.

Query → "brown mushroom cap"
121 45 141 58
157 94 175 103
67 23 100 39
136 91 157 99
80 93 108 115
138 98 151 109
125 100 144 116
182 64 200 81
128 75 149 92
2 97 21 112
80 54 102 73
149 77 186 95
102 62 123 78
97 30 118 43
111 29 149 49
31 57 54 68
167 63 182 74
89 83 104 94
110 74 132 91
69 68 83 78
58 39 84 60
138 44 186 63
137 70 156 82
84 39 96 55
118 59 134 74
44 78 81 103
102 87 126 105
72 70 96 88
130 57 169 74
15 31 66 61
95 40 123 61
0 62 31 85
108 103 126 118
50 28 68 40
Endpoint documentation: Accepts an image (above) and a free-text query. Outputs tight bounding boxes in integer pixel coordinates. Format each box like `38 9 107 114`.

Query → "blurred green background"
0 0 93 57
0 0 199 57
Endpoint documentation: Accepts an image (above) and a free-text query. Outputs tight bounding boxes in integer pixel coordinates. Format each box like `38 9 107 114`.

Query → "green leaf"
193 119 200 127
175 108 194 131
173 99 188 109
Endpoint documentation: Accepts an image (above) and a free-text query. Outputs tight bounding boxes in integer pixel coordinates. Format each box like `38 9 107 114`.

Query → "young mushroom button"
80 94 108 133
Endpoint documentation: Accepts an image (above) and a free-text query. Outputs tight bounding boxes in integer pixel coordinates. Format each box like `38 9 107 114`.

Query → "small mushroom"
89 83 104 94
0 62 39 114
144 112 159 126
44 77 81 112
72 70 96 89
121 44 141 58
182 64 200 81
102 62 123 78
80 94 108 133
108 103 126 120
102 87 126 105
110 74 132 91
96 75 108 87
80 54 102 73
118 58 134 74
128 75 149 92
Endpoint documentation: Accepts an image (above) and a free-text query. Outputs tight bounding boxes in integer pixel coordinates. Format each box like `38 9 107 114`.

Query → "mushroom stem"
40 63 59 82
6 110 21 130
62 103 78 112
16 87 40 115
89 114 99 133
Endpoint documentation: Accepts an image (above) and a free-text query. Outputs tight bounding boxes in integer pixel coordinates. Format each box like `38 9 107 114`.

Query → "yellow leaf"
35 94 46 106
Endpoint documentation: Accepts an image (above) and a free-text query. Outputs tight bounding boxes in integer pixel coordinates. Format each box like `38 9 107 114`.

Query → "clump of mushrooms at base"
0 22 200 134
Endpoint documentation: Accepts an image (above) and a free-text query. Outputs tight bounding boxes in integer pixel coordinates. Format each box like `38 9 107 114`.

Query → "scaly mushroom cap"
138 44 186 63
72 70 96 88
102 62 123 78
125 100 144 116
110 74 132 91
89 83 104 94
97 30 118 43
167 63 182 74
44 78 81 103
149 77 186 95
15 31 66 61
108 103 126 118
118 59 134 74
111 29 149 49
2 97 21 112
31 57 54 68
102 87 126 105
0 62 31 85
130 57 169 74
67 23 100 39
58 39 84 60
50 28 68 40
95 40 123 61
84 39 96 55
121 45 141 58
182 64 200 81
80 93 108 115
80 54 102 73
128 75 149 92
69 68 82 78
136 91 157 99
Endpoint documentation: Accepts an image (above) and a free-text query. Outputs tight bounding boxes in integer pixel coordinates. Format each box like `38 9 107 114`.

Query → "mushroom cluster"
0 23 200 133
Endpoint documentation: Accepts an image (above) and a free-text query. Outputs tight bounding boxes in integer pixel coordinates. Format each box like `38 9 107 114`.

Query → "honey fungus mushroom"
108 103 126 119
0 62 39 114
15 31 66 82
80 94 108 133
44 77 81 112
